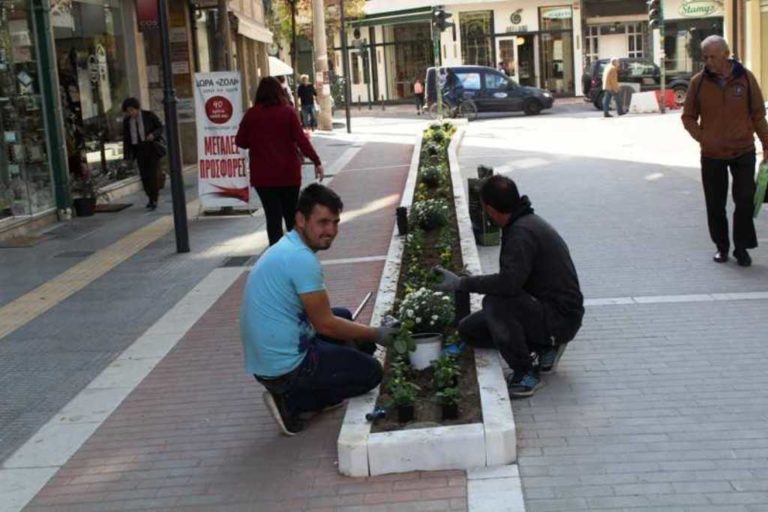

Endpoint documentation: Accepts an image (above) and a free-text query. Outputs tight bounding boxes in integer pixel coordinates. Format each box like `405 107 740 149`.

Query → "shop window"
351 53 361 85
53 0 132 184
383 22 432 99
540 6 573 31
585 25 599 65
663 19 723 74
460 11 493 67
0 0 55 219
627 23 643 58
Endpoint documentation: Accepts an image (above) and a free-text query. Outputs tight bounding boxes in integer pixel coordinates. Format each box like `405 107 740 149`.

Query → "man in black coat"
122 97 165 210
433 175 584 398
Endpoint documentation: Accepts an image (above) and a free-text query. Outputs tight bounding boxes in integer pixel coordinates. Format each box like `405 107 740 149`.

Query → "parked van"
426 65 554 116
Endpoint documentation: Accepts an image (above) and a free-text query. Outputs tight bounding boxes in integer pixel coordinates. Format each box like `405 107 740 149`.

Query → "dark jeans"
256 307 382 416
603 90 625 115
301 104 316 129
458 294 555 375
135 142 160 204
415 93 424 112
255 186 300 246
701 152 757 252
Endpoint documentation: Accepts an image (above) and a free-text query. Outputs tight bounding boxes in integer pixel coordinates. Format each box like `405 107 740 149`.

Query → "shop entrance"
496 35 536 87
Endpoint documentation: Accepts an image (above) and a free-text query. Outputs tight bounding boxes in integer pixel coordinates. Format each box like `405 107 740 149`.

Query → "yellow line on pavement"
0 200 200 341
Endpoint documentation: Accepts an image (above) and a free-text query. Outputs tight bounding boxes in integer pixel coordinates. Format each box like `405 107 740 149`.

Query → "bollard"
358 95 362 111
396 206 408 236
381 95 385 111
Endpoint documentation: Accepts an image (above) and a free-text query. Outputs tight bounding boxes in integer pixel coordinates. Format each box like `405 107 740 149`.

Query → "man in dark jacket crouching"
433 175 584 398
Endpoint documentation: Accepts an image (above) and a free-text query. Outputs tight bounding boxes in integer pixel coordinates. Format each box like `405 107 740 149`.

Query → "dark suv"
583 58 691 109
426 66 554 116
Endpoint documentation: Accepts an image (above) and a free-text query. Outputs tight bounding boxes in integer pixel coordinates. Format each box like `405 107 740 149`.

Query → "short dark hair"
254 77 286 107
297 184 343 217
479 175 521 213
276 75 286 84
122 97 140 112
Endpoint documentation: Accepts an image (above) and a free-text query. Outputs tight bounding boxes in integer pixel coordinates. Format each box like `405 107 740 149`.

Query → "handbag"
152 139 167 158
754 161 768 218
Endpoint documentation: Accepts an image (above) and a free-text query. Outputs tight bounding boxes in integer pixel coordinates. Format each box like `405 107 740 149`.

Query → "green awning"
349 7 432 28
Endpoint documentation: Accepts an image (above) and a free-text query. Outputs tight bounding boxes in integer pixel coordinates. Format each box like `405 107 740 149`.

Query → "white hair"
701 35 730 53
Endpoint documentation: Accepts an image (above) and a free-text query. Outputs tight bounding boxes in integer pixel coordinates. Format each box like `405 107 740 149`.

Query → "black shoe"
262 391 303 436
604 113 613 118
618 111 627 116
146 202 153 209
506 370 543 399
734 249 752 267
713 251 729 263
539 344 567 374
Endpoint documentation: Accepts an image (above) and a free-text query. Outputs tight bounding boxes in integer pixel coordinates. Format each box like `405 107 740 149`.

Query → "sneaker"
262 391 303 436
539 344 567 374
506 370 542 399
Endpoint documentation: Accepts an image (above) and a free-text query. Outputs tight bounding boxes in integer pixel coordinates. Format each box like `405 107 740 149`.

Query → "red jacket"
235 104 321 187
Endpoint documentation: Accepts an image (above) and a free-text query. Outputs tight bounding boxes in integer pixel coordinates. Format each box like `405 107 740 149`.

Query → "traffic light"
432 6 454 32
647 0 663 29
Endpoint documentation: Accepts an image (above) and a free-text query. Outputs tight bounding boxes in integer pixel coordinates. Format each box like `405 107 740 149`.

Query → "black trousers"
255 186 300 246
701 152 758 252
458 293 554 375
135 143 160 204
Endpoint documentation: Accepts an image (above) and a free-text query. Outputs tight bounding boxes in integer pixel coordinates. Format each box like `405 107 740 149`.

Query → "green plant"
398 287 454 334
391 323 416 357
69 167 110 199
410 198 450 231
389 375 420 407
432 355 460 390
435 386 461 407
420 165 444 188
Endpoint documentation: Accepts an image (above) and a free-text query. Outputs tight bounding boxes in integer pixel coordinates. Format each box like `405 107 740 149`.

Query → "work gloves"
372 326 399 347
432 265 462 292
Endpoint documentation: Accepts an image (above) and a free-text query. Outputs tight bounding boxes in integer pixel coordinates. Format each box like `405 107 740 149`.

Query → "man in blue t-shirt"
240 184 396 435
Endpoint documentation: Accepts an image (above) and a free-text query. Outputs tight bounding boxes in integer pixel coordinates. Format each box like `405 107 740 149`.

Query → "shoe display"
262 391 303 436
539 344 567 374
506 370 543 399
733 249 752 267
713 251 729 263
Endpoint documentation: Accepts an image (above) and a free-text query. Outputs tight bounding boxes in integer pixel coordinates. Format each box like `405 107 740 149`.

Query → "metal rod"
158 0 190 253
340 0 352 133
352 292 373 321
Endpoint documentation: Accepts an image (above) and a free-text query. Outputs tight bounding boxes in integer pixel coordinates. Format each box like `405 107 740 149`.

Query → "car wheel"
593 91 604 110
673 86 687 106
524 100 542 116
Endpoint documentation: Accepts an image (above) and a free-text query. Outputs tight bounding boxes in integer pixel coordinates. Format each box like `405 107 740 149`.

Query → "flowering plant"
420 165 445 188
410 198 450 231
398 287 454 334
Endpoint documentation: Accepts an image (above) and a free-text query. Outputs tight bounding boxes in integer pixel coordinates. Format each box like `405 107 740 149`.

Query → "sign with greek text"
194 72 250 209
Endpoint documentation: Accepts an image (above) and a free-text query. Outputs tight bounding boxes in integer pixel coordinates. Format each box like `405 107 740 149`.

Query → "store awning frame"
234 13 273 43
348 7 433 28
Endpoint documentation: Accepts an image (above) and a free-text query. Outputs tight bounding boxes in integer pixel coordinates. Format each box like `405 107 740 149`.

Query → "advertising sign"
194 72 250 209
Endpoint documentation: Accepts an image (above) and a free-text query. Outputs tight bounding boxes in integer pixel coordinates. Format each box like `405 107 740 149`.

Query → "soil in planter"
371 347 482 433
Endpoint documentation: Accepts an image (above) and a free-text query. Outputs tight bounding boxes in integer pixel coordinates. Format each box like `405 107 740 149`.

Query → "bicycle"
428 96 478 122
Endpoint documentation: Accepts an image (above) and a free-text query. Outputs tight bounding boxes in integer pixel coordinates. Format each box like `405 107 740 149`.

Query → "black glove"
372 326 398 347
432 265 461 292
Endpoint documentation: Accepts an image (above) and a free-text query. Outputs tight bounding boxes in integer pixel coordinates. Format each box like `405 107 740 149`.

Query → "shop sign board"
664 0 723 19
136 0 159 30
194 72 250 209
542 7 572 19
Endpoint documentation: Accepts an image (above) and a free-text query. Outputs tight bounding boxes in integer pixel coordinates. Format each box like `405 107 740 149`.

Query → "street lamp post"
158 0 190 253
339 0 352 133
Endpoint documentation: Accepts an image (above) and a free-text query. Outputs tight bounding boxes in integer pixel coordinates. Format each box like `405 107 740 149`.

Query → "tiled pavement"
22 140 469 512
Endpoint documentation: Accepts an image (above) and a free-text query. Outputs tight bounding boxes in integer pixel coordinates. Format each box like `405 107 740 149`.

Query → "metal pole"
366 44 373 110
291 0 298 90
433 24 443 119
158 0 190 253
659 18 666 114
217 0 232 70
340 0 351 133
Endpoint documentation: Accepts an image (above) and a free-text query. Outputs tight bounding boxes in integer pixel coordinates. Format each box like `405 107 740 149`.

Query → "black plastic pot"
72 197 96 217
396 404 414 423
441 403 459 421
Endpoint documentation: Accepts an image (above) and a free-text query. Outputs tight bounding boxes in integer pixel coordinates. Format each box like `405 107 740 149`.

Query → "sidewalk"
18 139 469 512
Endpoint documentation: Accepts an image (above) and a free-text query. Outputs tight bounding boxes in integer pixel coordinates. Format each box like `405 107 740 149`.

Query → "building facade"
727 0 768 90
0 0 270 235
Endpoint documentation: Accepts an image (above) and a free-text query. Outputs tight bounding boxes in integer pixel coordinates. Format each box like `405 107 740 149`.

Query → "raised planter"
337 123 516 477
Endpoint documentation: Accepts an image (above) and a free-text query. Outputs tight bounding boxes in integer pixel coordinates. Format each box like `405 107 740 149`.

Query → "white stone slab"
368 424 485 476
468 470 526 512
2 422 102 468
0 468 59 512
475 349 516 466
467 464 519 480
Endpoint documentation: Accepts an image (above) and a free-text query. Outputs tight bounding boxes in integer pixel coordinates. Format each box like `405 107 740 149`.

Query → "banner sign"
136 0 159 30
194 72 250 209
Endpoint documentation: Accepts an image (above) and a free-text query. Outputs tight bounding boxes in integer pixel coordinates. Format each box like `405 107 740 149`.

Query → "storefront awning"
349 6 432 28
268 56 293 76
234 14 273 44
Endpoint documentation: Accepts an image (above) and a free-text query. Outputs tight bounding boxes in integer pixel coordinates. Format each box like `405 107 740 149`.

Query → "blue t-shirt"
240 230 325 377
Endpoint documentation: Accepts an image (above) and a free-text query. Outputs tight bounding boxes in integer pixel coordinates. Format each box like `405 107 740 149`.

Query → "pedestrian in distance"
276 75 294 106
682 35 768 267
240 184 397 435
413 78 425 115
498 61 509 76
122 97 165 210
602 58 626 118
432 175 584 399
297 74 317 130
235 77 323 246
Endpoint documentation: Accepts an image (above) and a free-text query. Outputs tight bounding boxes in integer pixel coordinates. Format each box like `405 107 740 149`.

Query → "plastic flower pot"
409 333 443 370
72 197 96 217
396 404 415 423
441 403 459 421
